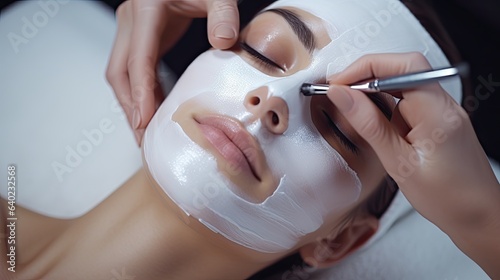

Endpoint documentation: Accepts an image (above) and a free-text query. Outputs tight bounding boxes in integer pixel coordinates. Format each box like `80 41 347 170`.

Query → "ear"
299 213 379 268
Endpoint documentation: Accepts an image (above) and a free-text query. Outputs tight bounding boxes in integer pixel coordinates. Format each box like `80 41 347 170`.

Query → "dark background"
1 0 499 163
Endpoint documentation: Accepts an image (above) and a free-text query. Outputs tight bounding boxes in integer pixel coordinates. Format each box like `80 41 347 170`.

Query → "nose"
244 87 289 134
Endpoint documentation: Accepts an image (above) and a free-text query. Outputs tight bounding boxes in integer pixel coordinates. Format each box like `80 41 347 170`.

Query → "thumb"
327 85 412 180
207 0 240 49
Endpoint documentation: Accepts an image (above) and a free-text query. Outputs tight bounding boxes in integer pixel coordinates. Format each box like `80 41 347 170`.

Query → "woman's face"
143 7 395 253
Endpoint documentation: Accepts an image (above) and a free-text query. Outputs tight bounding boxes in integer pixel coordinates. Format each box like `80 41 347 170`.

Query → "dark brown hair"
402 0 473 109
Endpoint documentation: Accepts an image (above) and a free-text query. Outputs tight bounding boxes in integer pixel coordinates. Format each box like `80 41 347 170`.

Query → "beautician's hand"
327 52 500 278
106 0 240 145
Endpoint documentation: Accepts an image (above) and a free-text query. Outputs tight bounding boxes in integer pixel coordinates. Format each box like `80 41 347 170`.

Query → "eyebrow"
264 8 316 52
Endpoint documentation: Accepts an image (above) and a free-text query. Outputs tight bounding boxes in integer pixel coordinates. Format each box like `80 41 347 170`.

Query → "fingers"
390 103 412 138
326 52 467 184
206 0 240 49
329 52 432 85
106 3 134 129
327 85 412 180
128 2 170 132
330 52 455 129
107 0 240 147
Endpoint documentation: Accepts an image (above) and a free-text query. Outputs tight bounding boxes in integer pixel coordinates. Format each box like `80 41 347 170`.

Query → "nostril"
250 96 260 106
269 111 279 126
257 96 287 134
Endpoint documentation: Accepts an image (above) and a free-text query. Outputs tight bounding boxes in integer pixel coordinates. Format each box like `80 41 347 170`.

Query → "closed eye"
322 111 359 155
239 42 285 72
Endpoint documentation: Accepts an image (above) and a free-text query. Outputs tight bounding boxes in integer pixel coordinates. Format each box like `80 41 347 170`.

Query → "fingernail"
328 85 354 112
214 24 236 39
133 109 141 129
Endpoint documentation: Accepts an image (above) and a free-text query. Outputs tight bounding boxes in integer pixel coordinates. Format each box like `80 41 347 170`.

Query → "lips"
195 115 263 181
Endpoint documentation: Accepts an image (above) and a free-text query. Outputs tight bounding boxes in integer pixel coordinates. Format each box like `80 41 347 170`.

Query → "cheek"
279 137 362 210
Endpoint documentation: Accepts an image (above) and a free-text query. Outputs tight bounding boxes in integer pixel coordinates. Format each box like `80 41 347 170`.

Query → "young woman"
2 0 499 279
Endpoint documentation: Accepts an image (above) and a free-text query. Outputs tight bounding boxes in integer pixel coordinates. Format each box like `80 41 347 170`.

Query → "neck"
20 168 273 280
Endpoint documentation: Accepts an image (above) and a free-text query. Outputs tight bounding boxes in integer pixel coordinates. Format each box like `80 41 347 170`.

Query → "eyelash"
322 111 359 155
239 42 285 72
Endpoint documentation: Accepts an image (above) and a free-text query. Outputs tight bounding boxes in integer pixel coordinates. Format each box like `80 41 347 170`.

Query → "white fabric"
0 1 146 218
0 1 492 278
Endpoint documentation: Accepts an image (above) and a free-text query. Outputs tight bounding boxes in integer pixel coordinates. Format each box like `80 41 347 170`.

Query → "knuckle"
355 54 375 68
357 55 371 68
359 115 385 143
126 56 138 71
211 0 238 17
131 85 147 101
115 1 129 18
128 57 158 90
407 52 430 70
127 55 152 69
105 67 117 84
126 55 156 78
360 53 377 61
105 70 122 88
115 3 125 17
407 51 425 62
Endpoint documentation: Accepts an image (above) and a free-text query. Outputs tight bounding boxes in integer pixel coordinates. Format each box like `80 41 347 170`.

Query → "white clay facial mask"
143 0 461 253
144 50 362 253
